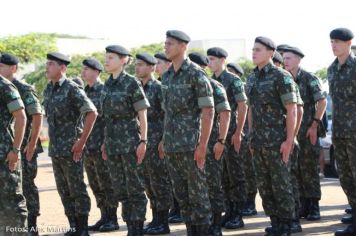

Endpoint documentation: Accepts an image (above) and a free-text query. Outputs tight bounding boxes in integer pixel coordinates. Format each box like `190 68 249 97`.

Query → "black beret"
272 51 283 64
71 77 84 89
276 44 291 52
283 46 305 58
0 53 19 65
105 45 131 56
330 28 354 41
82 58 103 72
136 52 157 65
227 63 244 75
47 52 71 65
166 30 190 43
255 36 276 50
188 52 209 66
154 52 171 62
207 47 228 58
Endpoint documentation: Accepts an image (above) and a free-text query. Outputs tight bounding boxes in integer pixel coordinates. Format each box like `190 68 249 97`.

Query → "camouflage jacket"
0 76 24 160
161 58 214 153
246 62 297 148
212 69 247 139
43 77 97 157
327 53 356 138
101 71 150 156
143 77 164 149
294 68 326 138
12 79 43 153
84 81 105 154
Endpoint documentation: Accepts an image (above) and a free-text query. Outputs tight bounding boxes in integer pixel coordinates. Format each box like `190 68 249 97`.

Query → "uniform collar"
254 62 274 77
51 76 66 87
85 80 102 92
167 58 190 74
332 53 355 70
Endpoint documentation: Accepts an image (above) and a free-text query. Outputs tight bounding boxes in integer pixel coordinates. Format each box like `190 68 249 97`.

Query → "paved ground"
35 152 350 236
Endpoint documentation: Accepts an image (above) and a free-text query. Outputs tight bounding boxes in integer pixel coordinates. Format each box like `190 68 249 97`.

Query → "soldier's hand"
213 142 224 160
136 143 146 164
101 144 108 160
24 143 36 161
194 143 207 170
158 141 165 159
72 139 84 162
231 133 242 153
306 126 317 145
6 150 19 171
280 140 292 164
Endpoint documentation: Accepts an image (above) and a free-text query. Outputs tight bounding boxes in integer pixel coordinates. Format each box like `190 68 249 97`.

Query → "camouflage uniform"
212 69 247 212
101 71 149 222
83 82 117 210
0 76 27 233
161 59 213 225
142 77 172 212
11 79 43 221
327 54 356 211
246 62 297 221
43 77 95 219
295 69 326 201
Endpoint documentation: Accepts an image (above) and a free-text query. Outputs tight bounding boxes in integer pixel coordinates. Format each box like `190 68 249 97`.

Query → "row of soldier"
0 27 355 236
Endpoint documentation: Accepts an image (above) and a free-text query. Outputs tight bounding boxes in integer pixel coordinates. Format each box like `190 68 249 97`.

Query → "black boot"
299 197 310 218
88 207 107 231
64 216 77 236
186 222 194 236
335 210 356 236
144 208 158 233
306 198 321 221
242 197 257 216
221 201 233 227
346 207 352 214
208 212 222 236
76 215 89 236
224 202 244 229
99 207 120 232
132 221 144 236
147 210 170 235
27 215 39 236
264 216 279 236
126 221 134 236
342 215 353 224
195 224 209 236
290 208 302 233
168 198 183 223
279 219 291 236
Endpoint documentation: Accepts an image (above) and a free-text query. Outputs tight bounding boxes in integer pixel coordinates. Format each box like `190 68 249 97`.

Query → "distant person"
227 62 244 77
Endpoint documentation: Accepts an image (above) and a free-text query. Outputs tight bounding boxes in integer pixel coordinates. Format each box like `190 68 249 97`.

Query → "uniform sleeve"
193 71 214 108
212 82 231 113
131 79 150 112
231 78 247 103
22 89 42 115
308 74 327 102
2 84 24 113
70 86 97 114
276 74 297 105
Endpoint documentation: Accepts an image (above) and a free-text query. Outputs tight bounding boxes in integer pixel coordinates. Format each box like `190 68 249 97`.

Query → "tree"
236 57 255 81
315 67 327 81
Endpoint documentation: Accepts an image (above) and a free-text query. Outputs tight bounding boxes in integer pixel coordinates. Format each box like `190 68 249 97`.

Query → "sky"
2 0 356 71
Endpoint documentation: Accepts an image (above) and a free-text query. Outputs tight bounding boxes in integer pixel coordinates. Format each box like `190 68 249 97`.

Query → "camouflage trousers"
83 152 117 209
51 156 91 217
166 151 211 225
0 158 27 235
205 146 225 213
107 152 147 221
222 140 247 207
241 138 257 200
333 138 356 209
297 139 321 199
21 152 39 217
143 146 172 211
290 142 301 211
253 146 294 219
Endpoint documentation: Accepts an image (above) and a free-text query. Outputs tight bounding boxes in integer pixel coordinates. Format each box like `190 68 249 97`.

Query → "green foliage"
0 33 57 63
315 67 327 81
236 57 255 81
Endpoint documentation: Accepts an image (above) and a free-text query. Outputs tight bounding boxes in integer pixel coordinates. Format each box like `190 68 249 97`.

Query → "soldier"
247 37 297 235
101 45 149 235
189 51 231 236
207 47 248 229
0 53 43 236
161 30 214 235
43 52 97 236
80 58 119 232
134 52 172 235
283 46 327 221
327 28 356 236
226 63 244 77
272 51 284 67
0 73 27 235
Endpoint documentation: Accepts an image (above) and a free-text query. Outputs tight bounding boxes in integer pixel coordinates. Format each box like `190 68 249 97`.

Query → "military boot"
224 202 244 229
208 212 222 236
299 197 310 219
335 210 356 236
64 216 77 236
290 208 302 233
126 221 134 236
88 207 107 231
306 198 321 221
279 219 292 236
342 215 353 224
144 208 158 234
99 207 120 232
146 210 170 235
168 198 183 223
132 221 144 236
76 215 89 236
27 215 39 236
242 197 257 216
345 207 352 214
221 201 232 227
264 216 279 236
195 224 209 236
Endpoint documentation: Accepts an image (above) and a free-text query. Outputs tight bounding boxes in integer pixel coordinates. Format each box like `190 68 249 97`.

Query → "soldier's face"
331 39 351 57
252 43 273 66
155 59 171 76
105 52 123 73
164 37 185 61
208 56 224 72
283 52 300 72
45 60 63 80
0 63 15 79
81 66 98 81
135 59 153 78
